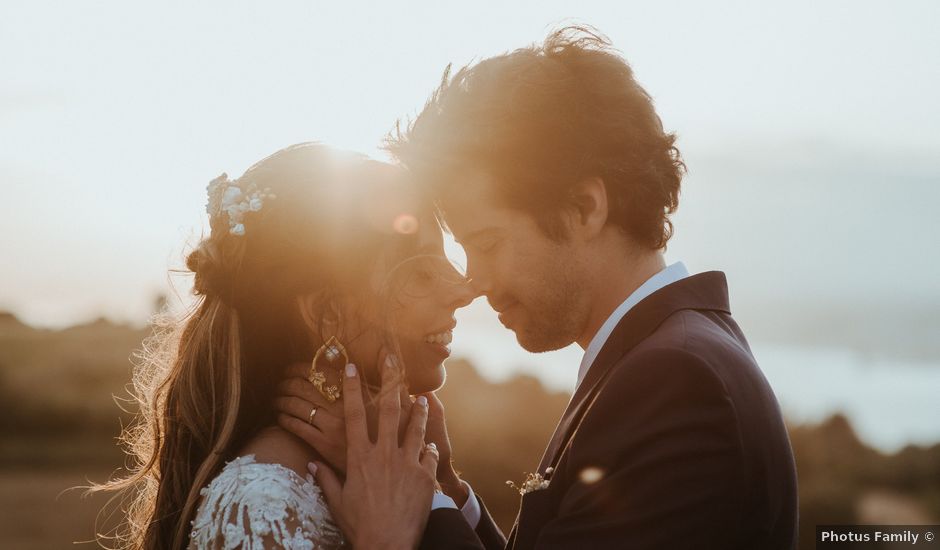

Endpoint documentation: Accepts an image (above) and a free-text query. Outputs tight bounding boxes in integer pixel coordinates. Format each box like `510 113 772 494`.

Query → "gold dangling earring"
308 336 349 403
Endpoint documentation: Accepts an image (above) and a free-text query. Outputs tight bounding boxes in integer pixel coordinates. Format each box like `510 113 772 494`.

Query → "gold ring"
307 407 318 425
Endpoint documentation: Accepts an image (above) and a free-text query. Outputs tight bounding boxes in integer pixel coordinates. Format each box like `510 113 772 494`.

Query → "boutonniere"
507 467 553 495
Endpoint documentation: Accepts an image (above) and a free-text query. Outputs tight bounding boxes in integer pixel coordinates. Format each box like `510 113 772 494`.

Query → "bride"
97 142 476 549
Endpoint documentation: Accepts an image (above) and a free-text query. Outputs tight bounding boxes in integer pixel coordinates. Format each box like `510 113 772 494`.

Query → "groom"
310 27 797 549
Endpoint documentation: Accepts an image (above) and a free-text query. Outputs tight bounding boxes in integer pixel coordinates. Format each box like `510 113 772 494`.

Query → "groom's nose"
466 272 490 298
449 277 479 309
464 258 490 295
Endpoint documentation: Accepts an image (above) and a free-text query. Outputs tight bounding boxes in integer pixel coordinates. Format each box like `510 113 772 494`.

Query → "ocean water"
447 309 940 453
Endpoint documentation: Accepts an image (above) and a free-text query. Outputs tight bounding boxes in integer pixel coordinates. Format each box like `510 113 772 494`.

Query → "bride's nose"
447 277 479 310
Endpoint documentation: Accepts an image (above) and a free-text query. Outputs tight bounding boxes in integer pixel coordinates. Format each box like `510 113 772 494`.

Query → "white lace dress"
189 455 345 549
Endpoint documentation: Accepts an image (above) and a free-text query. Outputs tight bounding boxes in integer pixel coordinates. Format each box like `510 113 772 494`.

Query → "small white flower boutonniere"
507 467 553 495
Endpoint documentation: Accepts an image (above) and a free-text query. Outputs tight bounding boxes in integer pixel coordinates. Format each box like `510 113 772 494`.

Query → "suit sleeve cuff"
431 491 458 511
459 480 482 529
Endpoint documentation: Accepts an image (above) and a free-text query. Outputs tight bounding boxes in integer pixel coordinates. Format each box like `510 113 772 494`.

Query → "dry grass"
0 467 120 550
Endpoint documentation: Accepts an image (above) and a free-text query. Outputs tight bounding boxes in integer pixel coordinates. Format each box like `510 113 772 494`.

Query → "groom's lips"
495 300 520 328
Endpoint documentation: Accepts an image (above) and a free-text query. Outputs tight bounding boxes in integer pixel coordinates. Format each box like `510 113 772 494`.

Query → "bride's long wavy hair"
91 143 420 549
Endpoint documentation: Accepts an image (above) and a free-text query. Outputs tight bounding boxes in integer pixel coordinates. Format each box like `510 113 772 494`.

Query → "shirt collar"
576 261 691 389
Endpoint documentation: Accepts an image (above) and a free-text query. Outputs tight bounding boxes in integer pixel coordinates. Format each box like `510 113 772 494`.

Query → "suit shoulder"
644 308 747 353
571 333 742 466
599 347 731 412
628 309 755 374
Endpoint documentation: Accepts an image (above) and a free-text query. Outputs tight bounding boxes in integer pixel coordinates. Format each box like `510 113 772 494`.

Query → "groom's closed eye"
460 229 502 254
473 239 500 254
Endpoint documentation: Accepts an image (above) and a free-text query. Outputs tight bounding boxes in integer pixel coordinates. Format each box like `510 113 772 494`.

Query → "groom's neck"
575 248 666 350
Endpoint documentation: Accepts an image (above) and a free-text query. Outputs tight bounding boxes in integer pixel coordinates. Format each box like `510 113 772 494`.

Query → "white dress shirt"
576 262 690 390
430 480 481 527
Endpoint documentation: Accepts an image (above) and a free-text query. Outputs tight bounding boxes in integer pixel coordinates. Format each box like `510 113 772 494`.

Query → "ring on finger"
422 442 438 455
307 406 319 425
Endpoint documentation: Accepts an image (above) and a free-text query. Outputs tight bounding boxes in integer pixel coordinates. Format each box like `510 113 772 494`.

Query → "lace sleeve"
189 455 345 549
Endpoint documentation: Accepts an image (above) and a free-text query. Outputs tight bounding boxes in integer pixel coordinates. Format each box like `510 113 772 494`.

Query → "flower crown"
205 173 276 236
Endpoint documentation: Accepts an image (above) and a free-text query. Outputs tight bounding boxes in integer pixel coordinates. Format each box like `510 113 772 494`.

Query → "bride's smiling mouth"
422 323 456 358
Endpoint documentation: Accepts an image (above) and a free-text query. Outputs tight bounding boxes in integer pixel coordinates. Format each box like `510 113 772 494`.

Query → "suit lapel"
535 271 731 475
507 522 518 549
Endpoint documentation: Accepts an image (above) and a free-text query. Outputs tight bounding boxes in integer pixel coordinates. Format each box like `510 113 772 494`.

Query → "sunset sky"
3 1 940 451
3 0 938 326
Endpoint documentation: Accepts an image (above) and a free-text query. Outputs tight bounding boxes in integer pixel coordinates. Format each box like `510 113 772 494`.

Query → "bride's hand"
276 363 350 473
423 392 469 507
275 359 415 474
311 355 439 549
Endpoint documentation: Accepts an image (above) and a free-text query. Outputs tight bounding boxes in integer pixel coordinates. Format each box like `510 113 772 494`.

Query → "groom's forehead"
438 171 512 232
441 169 509 211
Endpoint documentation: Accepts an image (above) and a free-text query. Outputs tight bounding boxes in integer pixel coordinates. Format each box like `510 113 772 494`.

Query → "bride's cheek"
402 340 422 374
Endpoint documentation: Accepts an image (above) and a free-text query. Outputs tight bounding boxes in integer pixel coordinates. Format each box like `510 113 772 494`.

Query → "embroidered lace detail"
189 455 345 549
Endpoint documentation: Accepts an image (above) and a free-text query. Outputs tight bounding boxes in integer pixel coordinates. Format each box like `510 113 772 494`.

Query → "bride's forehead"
414 211 444 249
359 173 428 236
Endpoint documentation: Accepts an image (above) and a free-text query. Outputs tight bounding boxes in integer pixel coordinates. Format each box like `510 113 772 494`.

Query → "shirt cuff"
459 480 481 529
430 491 457 511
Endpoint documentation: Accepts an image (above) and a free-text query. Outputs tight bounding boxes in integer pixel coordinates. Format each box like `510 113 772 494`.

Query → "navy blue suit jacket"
420 272 798 549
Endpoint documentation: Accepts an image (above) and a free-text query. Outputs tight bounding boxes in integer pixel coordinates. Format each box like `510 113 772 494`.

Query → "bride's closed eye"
388 256 467 300
413 265 437 284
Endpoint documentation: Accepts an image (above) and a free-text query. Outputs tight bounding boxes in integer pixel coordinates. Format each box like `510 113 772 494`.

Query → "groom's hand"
424 392 469 507
310 354 439 550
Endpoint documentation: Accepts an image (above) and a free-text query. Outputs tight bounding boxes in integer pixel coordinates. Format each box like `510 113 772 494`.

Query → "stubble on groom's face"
503 246 584 353
439 171 589 353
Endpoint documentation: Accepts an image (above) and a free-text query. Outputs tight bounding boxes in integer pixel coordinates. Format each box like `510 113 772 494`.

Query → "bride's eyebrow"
415 243 442 256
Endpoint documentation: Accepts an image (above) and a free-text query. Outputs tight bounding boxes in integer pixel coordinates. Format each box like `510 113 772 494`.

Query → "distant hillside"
0 311 147 460
0 312 937 548
788 414 940 548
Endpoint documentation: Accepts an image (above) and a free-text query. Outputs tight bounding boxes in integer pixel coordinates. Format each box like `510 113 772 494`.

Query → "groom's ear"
566 177 608 240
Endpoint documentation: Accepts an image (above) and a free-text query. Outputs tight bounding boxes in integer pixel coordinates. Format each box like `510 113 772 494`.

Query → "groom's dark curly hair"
386 25 685 250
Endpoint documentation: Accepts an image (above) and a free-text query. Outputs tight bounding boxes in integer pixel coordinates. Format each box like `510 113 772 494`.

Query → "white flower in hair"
205 173 230 215
221 185 242 207
205 172 276 236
